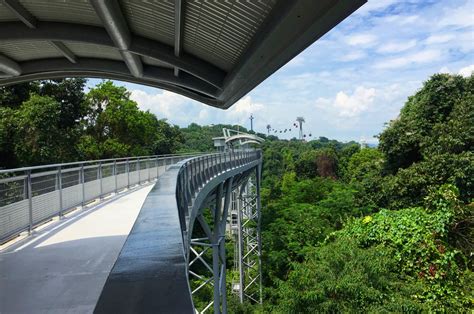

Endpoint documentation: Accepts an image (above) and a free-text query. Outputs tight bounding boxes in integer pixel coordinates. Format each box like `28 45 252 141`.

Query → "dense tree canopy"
255 73 473 313
0 79 184 168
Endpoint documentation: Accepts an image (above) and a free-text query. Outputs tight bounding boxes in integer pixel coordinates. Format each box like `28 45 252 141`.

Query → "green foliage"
334 185 471 310
13 95 78 165
0 80 185 168
275 239 427 313
379 73 473 174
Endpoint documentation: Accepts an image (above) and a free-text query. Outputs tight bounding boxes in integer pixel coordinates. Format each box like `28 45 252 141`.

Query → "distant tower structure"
296 117 305 140
266 124 271 135
249 114 254 132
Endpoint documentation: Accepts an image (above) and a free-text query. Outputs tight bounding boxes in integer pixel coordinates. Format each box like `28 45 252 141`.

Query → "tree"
379 73 471 174
13 95 76 165
79 81 184 159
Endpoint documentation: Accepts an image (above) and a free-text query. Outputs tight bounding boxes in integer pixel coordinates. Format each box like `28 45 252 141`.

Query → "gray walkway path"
0 185 153 314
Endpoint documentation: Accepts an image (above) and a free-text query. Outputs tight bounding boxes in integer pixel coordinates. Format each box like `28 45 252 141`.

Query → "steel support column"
233 171 262 304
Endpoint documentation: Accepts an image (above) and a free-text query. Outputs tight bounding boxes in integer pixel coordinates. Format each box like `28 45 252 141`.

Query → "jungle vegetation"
0 73 472 312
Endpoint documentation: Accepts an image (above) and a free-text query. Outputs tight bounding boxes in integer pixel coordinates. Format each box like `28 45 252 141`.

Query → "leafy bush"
275 239 427 313
334 185 472 310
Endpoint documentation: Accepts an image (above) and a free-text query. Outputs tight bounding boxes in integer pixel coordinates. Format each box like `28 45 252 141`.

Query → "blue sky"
91 0 474 144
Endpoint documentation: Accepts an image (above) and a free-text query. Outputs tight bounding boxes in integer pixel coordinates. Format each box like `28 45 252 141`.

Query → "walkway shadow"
0 236 127 314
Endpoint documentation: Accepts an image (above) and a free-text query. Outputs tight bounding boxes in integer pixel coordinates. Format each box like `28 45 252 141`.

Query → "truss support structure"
189 177 233 314
233 165 262 305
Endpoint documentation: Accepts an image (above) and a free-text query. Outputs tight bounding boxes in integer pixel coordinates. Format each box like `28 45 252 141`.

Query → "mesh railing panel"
0 153 200 243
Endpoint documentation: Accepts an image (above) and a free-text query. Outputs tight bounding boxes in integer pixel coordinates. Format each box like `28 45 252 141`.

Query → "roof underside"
0 0 365 109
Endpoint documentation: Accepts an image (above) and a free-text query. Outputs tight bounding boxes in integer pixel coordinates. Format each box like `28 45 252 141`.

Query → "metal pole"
237 187 244 303
58 166 63 216
99 162 103 199
137 158 141 185
256 165 263 304
27 170 33 233
81 164 85 207
126 158 130 189
213 183 223 314
114 160 117 194
148 158 151 182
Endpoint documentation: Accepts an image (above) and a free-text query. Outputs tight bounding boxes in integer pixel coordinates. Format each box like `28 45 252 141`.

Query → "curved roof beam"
238 140 261 146
0 54 21 77
0 67 221 107
0 58 218 97
225 134 265 145
90 0 143 78
0 22 226 89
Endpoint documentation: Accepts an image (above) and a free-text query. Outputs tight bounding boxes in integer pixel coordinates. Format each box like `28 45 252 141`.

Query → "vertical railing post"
27 170 33 234
99 161 103 199
137 158 141 185
58 166 63 217
126 158 130 189
81 163 85 207
148 158 151 182
114 159 118 194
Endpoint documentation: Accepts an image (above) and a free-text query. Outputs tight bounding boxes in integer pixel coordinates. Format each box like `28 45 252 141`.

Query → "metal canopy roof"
0 0 365 109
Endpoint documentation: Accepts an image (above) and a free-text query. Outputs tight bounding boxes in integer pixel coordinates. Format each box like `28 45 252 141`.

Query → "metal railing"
176 150 261 228
175 149 262 313
0 153 201 244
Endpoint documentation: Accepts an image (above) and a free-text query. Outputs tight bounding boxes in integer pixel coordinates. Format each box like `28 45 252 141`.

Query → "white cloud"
459 64 474 77
381 14 419 25
439 66 451 74
339 50 366 61
355 0 399 15
346 33 377 46
425 34 455 45
316 86 376 118
377 39 417 54
130 89 191 118
439 1 474 28
374 50 441 69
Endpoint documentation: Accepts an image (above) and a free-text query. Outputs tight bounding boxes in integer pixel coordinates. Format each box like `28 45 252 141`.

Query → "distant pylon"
266 124 271 135
250 114 254 132
296 117 305 140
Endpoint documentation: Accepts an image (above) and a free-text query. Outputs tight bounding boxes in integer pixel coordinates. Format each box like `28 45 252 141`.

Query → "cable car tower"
296 117 305 140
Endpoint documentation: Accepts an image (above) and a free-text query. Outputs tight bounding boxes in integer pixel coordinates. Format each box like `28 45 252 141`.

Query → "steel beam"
0 54 21 76
50 41 77 64
0 21 225 89
174 0 184 77
2 0 37 28
90 0 143 77
0 58 218 97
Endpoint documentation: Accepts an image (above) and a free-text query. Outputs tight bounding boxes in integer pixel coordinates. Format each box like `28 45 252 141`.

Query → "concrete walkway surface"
0 185 153 314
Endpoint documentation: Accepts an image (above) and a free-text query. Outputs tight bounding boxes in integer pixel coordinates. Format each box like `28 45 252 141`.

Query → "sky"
90 0 474 144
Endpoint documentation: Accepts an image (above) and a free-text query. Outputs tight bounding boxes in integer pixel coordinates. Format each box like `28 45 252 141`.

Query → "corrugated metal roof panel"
63 42 123 61
183 0 276 71
0 2 17 22
0 41 62 61
19 0 101 26
121 0 175 47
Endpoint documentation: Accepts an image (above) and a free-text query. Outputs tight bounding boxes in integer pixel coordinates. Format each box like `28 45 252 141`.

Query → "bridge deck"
0 185 153 314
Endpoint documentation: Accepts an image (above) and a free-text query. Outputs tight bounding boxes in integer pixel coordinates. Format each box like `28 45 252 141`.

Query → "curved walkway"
0 185 153 314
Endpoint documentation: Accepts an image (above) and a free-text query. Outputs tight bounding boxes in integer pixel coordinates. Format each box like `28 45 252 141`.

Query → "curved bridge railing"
0 153 200 244
95 150 262 314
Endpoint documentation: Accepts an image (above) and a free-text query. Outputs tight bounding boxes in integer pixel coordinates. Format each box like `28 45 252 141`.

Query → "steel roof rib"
0 0 365 109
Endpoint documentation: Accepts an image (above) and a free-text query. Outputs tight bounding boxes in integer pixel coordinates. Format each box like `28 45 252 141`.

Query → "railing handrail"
0 152 204 174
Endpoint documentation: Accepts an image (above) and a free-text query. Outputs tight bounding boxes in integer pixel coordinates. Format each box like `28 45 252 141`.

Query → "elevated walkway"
0 151 263 313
